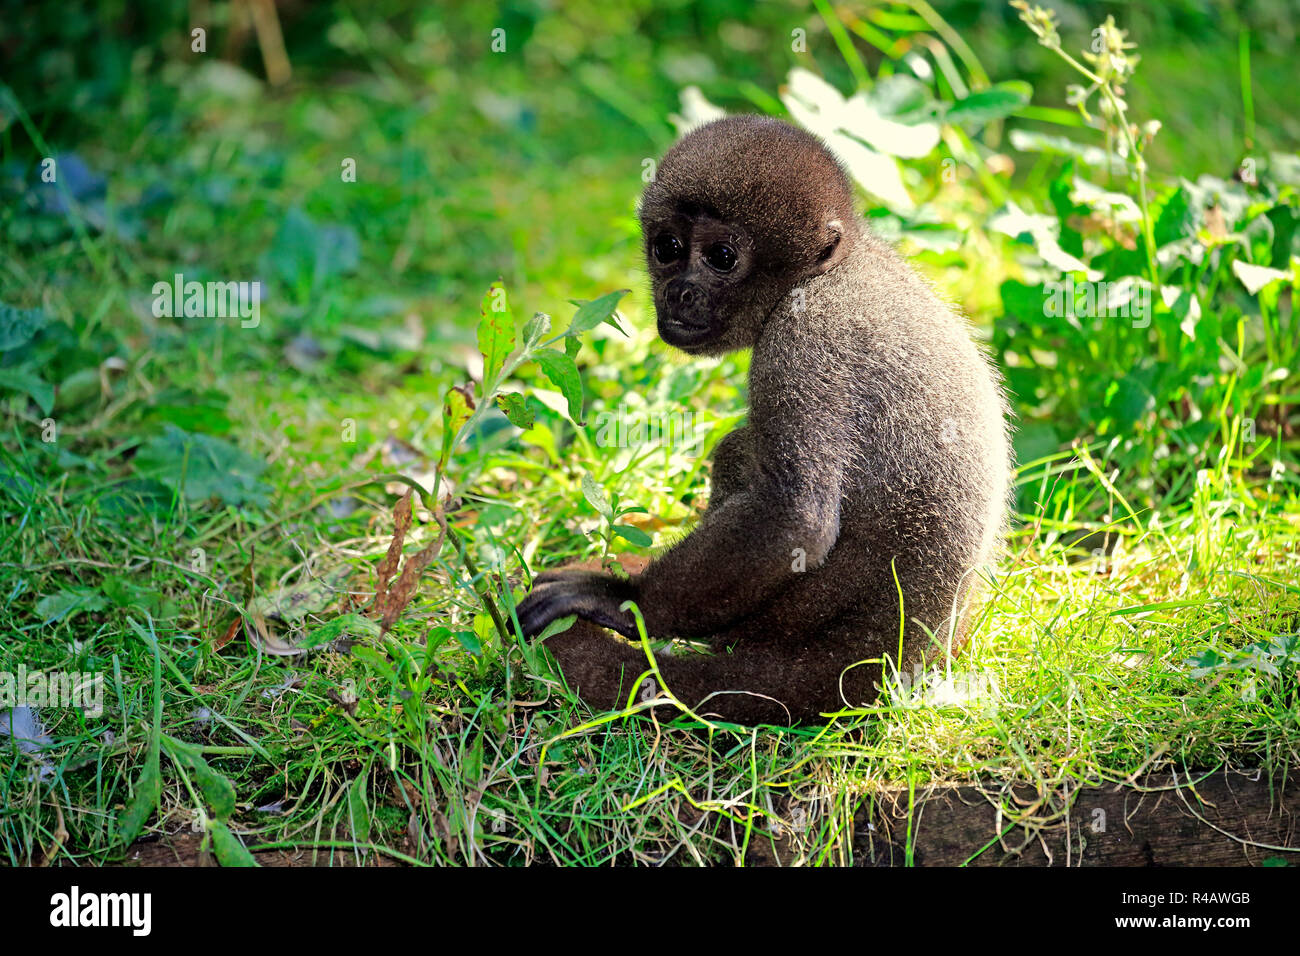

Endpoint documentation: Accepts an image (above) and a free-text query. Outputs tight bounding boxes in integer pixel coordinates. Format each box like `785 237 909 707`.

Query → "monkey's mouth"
657 315 715 350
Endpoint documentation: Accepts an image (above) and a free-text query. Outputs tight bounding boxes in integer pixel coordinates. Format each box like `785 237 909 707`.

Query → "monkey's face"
641 116 862 354
644 209 764 355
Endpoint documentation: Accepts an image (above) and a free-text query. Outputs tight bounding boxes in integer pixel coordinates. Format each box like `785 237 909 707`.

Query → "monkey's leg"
542 620 884 725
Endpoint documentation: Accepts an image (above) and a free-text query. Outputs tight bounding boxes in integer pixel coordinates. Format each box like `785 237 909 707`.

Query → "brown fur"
518 116 1011 724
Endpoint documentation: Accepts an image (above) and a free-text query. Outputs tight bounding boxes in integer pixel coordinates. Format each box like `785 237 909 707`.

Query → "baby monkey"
517 115 1010 724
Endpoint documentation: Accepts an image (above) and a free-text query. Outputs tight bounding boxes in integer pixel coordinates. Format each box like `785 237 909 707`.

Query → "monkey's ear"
809 218 848 276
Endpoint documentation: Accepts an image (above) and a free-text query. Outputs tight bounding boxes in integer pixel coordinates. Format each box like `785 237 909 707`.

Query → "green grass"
2 2 1298 866
3 450 1296 865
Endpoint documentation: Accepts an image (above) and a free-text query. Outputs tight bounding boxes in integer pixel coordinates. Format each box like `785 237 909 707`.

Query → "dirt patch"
749 768 1298 866
116 832 399 867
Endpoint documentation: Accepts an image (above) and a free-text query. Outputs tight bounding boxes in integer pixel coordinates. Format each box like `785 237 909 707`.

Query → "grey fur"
517 115 1011 724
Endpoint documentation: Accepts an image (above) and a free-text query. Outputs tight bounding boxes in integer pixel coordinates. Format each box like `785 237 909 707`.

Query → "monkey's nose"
678 286 697 305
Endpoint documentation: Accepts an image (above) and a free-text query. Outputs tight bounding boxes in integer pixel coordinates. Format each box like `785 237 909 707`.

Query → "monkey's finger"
582 606 639 640
516 583 570 638
518 582 638 641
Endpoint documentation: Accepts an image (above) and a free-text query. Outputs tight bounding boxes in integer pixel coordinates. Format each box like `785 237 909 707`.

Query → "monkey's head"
640 115 860 355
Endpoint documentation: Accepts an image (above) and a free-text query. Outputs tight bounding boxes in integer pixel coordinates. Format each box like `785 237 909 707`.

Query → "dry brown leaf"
38 801 68 866
243 613 306 657
380 507 448 635
213 618 240 651
239 548 304 657
374 491 414 616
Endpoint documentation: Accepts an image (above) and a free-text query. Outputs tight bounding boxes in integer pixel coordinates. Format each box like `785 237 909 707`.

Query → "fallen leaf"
374 491 414 616
381 507 449 635
213 618 240 651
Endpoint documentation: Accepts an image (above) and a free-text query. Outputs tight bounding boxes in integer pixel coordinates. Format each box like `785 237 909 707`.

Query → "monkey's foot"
540 617 887 726
540 620 655 712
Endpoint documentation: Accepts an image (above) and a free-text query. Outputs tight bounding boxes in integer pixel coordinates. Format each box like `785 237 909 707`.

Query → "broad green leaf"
423 625 453 665
1153 187 1195 245
299 613 381 650
143 387 235 434
1233 260 1290 295
582 472 613 519
35 587 108 625
1007 129 1118 168
782 67 937 165
472 610 496 645
532 348 583 423
1 368 53 414
613 524 653 547
101 577 174 617
454 629 482 656
536 614 577 641
522 311 551 350
898 225 963 253
438 384 475 468
1011 422 1061 466
263 206 317 294
1265 205 1298 269
1107 369 1156 431
0 304 48 351
163 735 236 819
56 367 102 411
519 418 558 465
865 74 935 121
478 280 516 382
946 81 1033 128
133 425 270 507
208 820 258 867
495 391 535 430
347 774 372 846
352 645 395 680
1071 177 1141 223
566 289 629 337
314 224 362 283
263 206 359 297
989 200 1097 277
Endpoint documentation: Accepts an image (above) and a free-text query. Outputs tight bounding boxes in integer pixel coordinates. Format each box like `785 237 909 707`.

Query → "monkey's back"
746 233 1010 656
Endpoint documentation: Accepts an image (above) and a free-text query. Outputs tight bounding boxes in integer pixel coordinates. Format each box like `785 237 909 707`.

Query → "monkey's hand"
516 570 640 640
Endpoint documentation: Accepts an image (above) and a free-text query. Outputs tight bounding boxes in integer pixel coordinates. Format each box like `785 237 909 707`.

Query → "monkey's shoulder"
759 278 973 387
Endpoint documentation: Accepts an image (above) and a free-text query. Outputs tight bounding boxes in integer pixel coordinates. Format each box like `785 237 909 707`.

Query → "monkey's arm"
633 466 841 637
521 424 756 636
703 425 754 513
518 317 844 641
629 321 848 637
518 442 842 640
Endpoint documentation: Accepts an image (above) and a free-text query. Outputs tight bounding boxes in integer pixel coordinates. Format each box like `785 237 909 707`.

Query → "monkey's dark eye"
652 234 684 264
704 242 738 272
